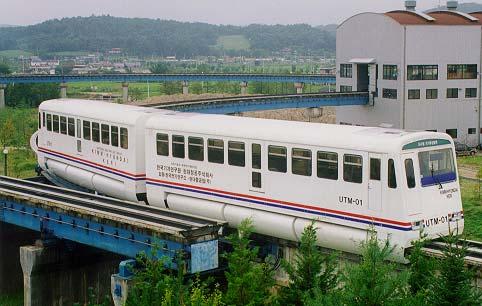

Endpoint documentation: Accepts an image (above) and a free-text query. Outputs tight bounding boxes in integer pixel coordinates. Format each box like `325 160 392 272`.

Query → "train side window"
405 159 415 189
388 159 397 188
101 124 110 145
92 122 100 142
228 141 245 167
53 115 59 133
156 133 169 156
172 135 185 158
120 127 128 149
76 119 81 138
252 172 262 188
268 145 287 173
370 158 381 180
292 148 312 176
68 117 75 137
252 144 261 169
208 139 224 164
38 112 41 129
188 137 204 161
47 114 52 131
111 126 119 147
60 116 67 135
42 112 46 128
343 154 362 183
83 120 91 140
317 151 338 180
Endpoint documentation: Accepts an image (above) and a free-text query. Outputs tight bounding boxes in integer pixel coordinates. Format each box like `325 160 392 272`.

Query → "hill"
425 2 482 13
0 16 335 57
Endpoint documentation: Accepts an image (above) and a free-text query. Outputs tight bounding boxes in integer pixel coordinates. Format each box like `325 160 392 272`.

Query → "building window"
172 135 185 158
228 141 245 167
188 137 204 161
208 139 224 164
340 85 352 92
468 128 476 135
426 89 438 99
446 129 457 139
382 88 397 99
156 133 169 156
340 64 352 78
268 145 287 173
447 64 477 79
447 88 459 99
292 148 312 176
383 65 397 80
408 89 420 100
343 154 362 184
407 65 438 80
465 88 477 98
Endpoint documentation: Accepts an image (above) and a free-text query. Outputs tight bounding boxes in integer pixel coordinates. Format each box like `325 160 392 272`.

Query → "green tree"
150 63 171 74
224 219 275 306
0 63 11 75
0 117 15 147
407 235 436 296
338 230 410 306
428 231 481 306
5 83 60 107
277 222 338 305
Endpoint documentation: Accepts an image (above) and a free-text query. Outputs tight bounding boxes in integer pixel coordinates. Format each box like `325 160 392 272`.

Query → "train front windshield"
418 148 456 187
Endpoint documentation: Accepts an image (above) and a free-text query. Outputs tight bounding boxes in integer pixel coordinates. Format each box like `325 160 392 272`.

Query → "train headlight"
411 220 423 231
449 211 463 222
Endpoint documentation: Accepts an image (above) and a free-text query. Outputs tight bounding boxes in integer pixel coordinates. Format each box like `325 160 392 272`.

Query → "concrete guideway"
0 176 225 305
147 91 369 114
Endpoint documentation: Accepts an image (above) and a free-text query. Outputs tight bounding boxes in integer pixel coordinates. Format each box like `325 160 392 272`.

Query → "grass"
48 51 91 57
460 178 481 241
0 292 23 306
215 35 251 51
457 155 482 169
0 50 33 58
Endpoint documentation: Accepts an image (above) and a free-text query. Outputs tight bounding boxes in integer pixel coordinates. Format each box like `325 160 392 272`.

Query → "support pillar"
20 241 124 306
0 222 37 295
122 82 129 103
60 82 68 99
240 81 248 95
0 84 6 108
294 82 304 94
182 81 189 95
111 259 135 306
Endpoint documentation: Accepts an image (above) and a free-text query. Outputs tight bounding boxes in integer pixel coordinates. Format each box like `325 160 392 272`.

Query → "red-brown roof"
385 10 481 25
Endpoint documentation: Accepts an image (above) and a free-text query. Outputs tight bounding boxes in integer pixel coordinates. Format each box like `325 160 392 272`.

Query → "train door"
76 119 82 154
402 153 421 216
251 143 263 191
368 153 383 211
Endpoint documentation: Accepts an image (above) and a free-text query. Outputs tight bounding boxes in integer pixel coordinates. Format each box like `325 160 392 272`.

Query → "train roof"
39 99 167 125
146 111 454 153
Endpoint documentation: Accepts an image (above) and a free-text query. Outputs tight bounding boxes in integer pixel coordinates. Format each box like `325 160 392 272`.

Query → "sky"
0 0 477 26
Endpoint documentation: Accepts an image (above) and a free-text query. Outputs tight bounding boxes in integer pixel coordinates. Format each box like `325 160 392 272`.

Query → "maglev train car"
36 99 165 202
144 111 464 258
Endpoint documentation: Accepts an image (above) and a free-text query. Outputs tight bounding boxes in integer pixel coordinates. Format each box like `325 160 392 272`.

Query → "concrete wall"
404 25 481 146
336 13 482 145
336 13 404 128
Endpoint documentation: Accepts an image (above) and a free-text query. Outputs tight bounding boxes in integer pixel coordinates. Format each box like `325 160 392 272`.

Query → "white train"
33 99 464 259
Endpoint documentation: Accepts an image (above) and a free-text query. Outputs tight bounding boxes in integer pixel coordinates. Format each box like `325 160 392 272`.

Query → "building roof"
385 10 480 25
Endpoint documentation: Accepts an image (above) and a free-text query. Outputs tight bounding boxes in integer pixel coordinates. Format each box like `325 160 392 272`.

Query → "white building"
336 1 482 146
